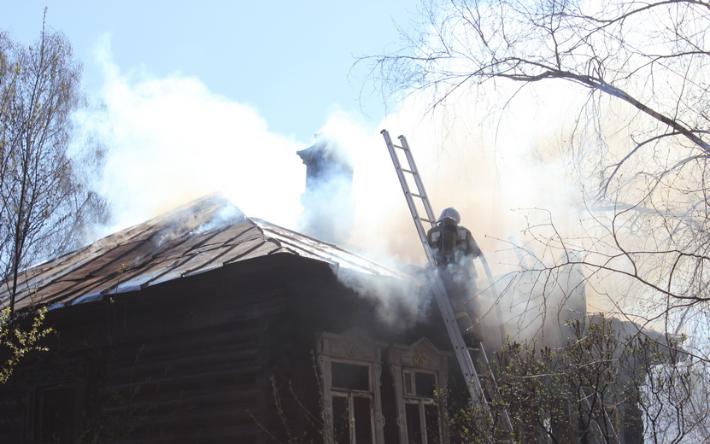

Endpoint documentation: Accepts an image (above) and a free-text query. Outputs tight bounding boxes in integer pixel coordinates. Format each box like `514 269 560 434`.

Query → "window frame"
402 369 438 398
330 359 375 444
402 369 442 444
317 331 385 444
387 338 450 444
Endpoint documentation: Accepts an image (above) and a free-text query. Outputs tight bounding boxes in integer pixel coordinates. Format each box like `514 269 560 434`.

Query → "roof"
0 195 402 312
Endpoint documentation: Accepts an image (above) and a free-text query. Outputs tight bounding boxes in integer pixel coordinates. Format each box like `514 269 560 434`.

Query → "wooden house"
0 195 458 444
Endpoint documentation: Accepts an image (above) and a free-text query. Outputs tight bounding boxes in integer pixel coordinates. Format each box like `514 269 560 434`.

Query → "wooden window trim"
317 330 385 444
387 339 450 444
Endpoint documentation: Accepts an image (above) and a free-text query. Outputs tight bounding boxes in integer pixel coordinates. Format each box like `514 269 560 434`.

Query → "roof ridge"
251 217 403 277
3 197 405 312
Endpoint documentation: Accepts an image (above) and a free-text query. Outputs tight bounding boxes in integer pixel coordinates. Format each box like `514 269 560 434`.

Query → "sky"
2 0 414 140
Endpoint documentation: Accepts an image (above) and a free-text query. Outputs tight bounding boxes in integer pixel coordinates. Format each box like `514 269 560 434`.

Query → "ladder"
381 130 513 437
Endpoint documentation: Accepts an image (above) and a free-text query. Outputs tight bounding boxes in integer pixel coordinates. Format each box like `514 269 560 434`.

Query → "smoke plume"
73 37 594 340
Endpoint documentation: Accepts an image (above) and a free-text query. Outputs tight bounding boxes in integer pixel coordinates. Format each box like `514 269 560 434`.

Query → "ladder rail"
398 135 436 224
382 130 431 251
473 342 514 433
382 130 485 403
400 133 508 351
382 130 515 438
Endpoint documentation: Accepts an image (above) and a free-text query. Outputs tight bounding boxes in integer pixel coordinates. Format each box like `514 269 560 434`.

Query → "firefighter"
427 207 481 265
427 207 484 345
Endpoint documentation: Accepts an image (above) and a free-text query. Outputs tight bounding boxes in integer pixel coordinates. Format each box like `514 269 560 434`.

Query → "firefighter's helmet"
438 207 461 225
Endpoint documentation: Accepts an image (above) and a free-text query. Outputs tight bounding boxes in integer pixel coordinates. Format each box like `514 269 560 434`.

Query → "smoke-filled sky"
6 1 708 363
67 38 584 254
4 2 590 268
4 2 598 310
10 0 701 342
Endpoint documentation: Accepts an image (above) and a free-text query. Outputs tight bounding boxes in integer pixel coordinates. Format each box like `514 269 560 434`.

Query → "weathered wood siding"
0 255 308 443
0 253 455 444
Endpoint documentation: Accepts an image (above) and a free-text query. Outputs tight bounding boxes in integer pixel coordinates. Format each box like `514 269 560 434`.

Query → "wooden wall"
0 255 311 443
0 253 455 444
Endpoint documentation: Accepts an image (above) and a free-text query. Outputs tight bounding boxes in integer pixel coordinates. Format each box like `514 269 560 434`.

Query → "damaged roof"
0 195 401 311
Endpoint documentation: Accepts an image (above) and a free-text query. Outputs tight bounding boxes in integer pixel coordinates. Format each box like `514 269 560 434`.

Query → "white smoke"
73 36 305 237
317 85 586 266
336 267 429 330
313 86 591 341
72 37 593 338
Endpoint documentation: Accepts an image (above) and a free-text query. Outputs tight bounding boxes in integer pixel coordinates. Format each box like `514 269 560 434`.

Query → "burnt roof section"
0 194 401 311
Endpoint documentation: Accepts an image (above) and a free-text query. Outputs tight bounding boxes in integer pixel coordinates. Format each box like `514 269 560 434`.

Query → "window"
332 362 370 391
402 370 441 444
316 331 385 444
331 362 374 444
388 339 449 444
403 370 436 398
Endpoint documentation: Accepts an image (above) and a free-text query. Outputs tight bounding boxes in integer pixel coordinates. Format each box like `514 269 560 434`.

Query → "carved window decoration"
388 339 449 444
317 330 385 444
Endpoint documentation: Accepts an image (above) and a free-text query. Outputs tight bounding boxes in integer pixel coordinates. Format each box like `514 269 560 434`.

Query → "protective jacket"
427 221 484 344
426 223 482 266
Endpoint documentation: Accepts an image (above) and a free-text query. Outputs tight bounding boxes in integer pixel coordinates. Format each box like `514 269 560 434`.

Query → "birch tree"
0 17 105 382
372 0 709 439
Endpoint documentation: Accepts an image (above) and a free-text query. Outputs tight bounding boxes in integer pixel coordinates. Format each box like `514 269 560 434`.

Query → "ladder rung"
382 130 515 436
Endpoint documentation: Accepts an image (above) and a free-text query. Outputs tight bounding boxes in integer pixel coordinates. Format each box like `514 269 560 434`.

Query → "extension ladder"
381 129 513 437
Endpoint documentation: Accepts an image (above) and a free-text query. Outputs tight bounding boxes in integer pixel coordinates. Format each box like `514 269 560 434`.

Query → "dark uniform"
427 213 483 345
426 223 481 266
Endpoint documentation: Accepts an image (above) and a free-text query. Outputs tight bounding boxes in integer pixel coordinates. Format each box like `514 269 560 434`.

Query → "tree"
372 0 709 360
373 0 709 316
0 15 105 382
372 0 709 438
448 316 702 443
